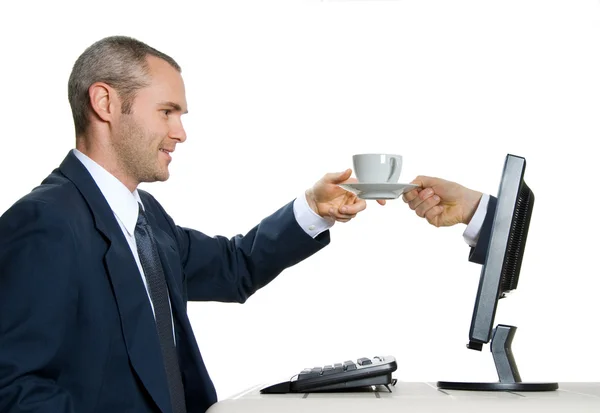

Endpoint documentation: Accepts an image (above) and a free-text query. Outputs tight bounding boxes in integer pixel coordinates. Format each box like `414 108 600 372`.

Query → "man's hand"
305 169 385 223
402 176 482 227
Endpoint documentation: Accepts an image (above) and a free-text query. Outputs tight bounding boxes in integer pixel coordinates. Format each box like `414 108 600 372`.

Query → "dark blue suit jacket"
0 151 329 413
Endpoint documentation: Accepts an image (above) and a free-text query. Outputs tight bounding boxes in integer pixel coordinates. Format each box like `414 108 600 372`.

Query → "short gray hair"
68 36 181 136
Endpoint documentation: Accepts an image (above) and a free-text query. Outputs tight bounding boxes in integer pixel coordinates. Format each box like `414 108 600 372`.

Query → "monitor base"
442 325 557 392
437 381 558 392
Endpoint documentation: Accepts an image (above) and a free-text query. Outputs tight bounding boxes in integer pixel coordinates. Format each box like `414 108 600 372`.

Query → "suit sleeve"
149 198 330 303
0 201 77 413
468 196 498 264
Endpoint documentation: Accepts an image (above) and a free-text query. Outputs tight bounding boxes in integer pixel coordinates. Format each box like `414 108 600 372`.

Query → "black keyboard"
260 356 397 393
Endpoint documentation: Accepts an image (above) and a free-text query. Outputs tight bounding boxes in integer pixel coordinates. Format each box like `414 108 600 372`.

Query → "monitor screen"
467 154 534 350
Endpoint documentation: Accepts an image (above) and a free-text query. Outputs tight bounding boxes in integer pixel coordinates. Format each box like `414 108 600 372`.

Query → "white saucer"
338 182 420 200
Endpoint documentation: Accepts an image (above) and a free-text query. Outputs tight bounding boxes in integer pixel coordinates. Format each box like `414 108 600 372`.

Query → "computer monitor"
437 154 558 392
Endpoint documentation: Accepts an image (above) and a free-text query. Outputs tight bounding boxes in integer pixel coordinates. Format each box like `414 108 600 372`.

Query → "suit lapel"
59 151 172 413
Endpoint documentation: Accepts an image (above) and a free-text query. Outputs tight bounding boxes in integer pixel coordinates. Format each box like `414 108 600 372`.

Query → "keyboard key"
357 357 372 366
298 368 320 380
322 365 335 375
343 360 357 371
333 363 344 373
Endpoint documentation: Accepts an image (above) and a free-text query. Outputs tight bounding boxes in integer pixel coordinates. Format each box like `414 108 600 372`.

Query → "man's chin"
156 172 170 182
154 164 170 182
140 171 170 184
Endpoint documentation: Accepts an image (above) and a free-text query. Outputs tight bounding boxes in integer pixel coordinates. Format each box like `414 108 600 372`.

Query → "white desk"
207 381 600 412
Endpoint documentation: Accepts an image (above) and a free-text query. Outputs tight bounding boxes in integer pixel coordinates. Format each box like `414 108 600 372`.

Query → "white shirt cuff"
293 193 334 238
463 194 490 248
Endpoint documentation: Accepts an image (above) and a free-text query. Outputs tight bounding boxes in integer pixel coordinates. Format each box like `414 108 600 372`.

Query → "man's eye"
163 110 171 116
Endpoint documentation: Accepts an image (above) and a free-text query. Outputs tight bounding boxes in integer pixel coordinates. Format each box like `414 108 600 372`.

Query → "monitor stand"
437 324 558 391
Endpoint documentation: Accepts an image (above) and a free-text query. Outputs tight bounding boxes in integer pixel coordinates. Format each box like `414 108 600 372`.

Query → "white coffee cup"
352 154 403 183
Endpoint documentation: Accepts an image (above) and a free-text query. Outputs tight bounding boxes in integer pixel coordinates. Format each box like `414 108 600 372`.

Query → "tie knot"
137 203 148 227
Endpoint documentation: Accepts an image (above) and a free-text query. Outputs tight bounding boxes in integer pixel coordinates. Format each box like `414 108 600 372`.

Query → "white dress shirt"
463 194 489 247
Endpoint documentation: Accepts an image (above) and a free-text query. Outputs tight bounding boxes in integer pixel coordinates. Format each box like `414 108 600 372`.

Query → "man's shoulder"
3 169 84 221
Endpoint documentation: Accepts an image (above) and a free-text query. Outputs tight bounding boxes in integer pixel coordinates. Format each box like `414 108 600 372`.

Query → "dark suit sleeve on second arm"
468 196 498 265
157 200 330 303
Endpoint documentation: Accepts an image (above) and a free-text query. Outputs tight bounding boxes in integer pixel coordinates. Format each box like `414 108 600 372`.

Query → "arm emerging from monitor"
402 176 483 227
402 176 497 264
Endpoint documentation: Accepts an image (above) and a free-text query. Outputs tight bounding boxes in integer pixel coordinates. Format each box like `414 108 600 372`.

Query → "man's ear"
88 82 119 124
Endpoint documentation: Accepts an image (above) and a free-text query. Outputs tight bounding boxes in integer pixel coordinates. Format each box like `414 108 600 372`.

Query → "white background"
1 0 599 401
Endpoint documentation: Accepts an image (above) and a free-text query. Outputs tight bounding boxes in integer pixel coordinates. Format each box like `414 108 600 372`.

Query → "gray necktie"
135 203 187 413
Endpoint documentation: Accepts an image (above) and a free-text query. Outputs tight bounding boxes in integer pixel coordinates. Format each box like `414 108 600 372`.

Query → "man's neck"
75 138 138 192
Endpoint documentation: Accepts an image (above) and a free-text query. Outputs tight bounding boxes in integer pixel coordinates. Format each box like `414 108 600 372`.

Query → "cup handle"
387 158 398 182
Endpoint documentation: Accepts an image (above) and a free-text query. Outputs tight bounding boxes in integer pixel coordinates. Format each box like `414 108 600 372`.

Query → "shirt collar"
73 149 142 236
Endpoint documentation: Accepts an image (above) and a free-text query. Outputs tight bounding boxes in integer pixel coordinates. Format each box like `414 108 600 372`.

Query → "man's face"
113 55 188 185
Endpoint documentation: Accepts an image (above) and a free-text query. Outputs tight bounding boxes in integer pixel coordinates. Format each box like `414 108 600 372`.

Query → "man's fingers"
328 207 356 221
405 176 441 202
414 195 441 218
326 197 366 221
408 188 435 211
425 205 444 227
402 188 421 203
338 199 367 216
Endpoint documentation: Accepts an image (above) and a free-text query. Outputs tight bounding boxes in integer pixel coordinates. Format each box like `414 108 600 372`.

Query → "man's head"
68 36 188 189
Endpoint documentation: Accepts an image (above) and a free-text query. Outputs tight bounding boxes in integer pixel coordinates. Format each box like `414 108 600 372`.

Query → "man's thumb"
327 168 352 184
410 175 430 187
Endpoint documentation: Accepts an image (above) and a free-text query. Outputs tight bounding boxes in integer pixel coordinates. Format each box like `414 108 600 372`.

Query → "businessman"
0 36 374 413
402 176 496 263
